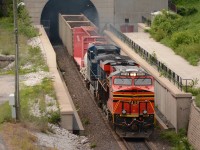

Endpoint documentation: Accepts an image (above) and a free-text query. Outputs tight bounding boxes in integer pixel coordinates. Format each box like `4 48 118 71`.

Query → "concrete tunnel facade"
40 0 99 43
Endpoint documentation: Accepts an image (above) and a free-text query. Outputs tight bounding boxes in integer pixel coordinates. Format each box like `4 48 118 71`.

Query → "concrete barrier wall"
155 81 192 130
24 0 47 25
38 26 84 131
113 0 168 31
188 101 200 150
155 81 177 127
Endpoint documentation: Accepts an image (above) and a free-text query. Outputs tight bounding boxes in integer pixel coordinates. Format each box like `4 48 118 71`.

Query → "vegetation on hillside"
150 0 200 66
150 0 200 106
0 1 60 148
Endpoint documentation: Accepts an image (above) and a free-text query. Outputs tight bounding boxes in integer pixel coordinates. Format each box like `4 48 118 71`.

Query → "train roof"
88 43 120 51
96 54 136 66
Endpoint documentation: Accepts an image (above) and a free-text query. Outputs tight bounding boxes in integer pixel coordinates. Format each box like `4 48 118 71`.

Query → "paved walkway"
125 32 200 87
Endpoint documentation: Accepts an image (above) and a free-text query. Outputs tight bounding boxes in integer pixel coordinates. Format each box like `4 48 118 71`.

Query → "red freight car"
73 26 106 68
59 13 106 69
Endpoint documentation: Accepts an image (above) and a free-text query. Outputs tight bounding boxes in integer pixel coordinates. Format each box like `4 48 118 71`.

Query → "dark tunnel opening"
41 0 99 44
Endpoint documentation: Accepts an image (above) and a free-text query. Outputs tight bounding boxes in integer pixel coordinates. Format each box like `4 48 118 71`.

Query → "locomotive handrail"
108 24 193 92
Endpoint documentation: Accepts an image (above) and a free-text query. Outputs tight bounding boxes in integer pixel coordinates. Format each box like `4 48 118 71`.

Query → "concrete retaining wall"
113 0 168 31
155 81 192 130
38 26 83 131
188 101 200 150
24 0 47 25
25 0 167 30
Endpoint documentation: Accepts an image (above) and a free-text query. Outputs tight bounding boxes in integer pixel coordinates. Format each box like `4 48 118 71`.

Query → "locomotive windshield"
114 78 132 85
134 78 152 86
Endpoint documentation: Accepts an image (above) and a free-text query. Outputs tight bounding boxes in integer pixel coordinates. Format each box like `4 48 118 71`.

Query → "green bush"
0 102 12 123
48 111 61 124
175 43 200 65
171 32 194 48
150 10 184 40
161 129 193 149
196 94 200 107
150 1 200 66
177 6 198 16
18 7 38 38
172 0 200 5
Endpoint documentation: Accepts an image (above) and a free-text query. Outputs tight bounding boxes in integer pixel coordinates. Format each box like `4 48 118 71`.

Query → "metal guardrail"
109 24 194 91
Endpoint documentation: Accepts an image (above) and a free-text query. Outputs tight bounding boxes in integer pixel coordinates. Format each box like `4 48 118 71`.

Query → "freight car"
59 14 155 138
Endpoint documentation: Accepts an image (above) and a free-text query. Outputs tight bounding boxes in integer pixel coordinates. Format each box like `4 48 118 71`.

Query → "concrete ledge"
37 26 83 131
138 23 150 32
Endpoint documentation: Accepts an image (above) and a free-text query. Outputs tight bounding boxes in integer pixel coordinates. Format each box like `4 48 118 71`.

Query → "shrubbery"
0 0 38 38
150 7 200 65
18 7 38 38
161 129 193 149
177 6 198 16
150 10 184 42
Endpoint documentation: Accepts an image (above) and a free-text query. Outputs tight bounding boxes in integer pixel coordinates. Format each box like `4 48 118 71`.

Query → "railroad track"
54 44 157 150
123 138 154 150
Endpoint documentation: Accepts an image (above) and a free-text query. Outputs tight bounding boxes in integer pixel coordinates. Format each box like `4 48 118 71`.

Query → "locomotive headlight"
122 109 126 115
130 72 136 76
143 110 147 114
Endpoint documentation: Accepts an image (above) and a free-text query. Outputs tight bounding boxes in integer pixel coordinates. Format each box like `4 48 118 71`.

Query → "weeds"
83 118 90 125
161 129 194 150
0 123 39 150
0 102 12 123
150 1 200 66
90 142 97 148
195 94 200 107
48 111 61 124
20 78 59 130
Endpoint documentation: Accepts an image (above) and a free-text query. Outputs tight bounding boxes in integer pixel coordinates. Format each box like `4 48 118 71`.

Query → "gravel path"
54 45 121 150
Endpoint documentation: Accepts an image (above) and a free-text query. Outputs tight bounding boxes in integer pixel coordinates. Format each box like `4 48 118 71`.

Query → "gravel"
21 66 91 150
54 45 121 150
22 71 53 86
35 124 91 150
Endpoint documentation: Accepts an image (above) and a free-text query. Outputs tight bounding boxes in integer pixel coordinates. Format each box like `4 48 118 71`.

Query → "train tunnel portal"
41 0 99 44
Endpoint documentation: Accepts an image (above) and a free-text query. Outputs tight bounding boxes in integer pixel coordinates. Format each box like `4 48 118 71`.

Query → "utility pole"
13 0 20 121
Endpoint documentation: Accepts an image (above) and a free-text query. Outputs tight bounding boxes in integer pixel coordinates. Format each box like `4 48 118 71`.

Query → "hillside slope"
150 0 200 66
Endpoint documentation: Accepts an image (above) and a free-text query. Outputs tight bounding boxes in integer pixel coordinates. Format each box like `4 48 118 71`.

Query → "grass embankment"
150 0 200 106
0 5 60 149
